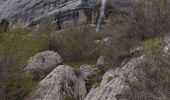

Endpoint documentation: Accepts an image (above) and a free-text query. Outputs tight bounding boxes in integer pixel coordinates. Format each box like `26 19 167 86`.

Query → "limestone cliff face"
0 0 131 27
0 0 95 26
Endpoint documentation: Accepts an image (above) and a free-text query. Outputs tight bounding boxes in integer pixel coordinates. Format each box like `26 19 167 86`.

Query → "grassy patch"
2 74 38 100
107 76 113 82
65 59 96 69
90 71 103 87
0 27 47 68
141 37 163 61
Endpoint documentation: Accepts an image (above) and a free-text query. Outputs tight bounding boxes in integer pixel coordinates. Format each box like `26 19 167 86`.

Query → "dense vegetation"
0 21 47 99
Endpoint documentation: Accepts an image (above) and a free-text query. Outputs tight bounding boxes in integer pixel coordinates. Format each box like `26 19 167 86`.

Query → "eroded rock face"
25 51 63 76
0 0 94 25
85 56 146 100
28 65 87 100
0 0 132 26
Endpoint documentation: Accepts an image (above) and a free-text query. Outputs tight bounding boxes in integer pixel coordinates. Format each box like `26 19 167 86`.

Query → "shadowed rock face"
55 0 95 29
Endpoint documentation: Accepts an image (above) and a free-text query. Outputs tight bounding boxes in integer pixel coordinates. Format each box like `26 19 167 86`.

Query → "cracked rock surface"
27 65 87 100
0 0 131 25
85 56 146 100
25 51 63 76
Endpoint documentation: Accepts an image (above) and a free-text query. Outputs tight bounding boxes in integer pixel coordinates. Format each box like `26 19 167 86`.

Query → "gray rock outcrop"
0 0 94 25
25 51 63 76
85 56 146 100
28 65 87 100
0 0 132 26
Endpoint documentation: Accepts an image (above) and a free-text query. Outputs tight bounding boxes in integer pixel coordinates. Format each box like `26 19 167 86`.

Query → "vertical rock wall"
0 0 132 28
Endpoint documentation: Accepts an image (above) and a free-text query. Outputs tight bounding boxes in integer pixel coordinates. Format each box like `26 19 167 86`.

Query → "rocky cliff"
0 0 131 27
0 0 93 26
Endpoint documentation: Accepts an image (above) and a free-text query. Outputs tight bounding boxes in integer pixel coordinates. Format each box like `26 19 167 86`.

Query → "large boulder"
85 54 170 100
85 56 147 100
25 51 63 76
27 65 87 100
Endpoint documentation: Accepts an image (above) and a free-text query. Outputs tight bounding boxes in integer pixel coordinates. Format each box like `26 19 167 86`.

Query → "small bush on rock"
126 38 170 100
141 37 164 61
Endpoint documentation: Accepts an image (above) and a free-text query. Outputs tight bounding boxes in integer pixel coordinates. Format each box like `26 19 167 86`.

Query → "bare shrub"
128 0 170 40
99 13 140 70
45 25 100 61
100 0 170 70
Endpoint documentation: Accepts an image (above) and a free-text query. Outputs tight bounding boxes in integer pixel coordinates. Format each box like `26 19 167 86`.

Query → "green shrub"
107 76 113 82
0 26 48 99
0 19 9 33
65 59 96 69
2 74 38 100
100 36 137 70
64 96 75 100
88 71 103 89
0 27 47 68
141 37 164 61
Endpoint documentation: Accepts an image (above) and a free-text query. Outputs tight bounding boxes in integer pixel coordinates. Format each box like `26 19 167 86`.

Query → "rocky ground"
1 0 170 100
22 34 170 100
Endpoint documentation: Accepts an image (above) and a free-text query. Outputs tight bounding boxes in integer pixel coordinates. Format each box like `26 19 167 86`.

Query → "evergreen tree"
0 19 9 33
